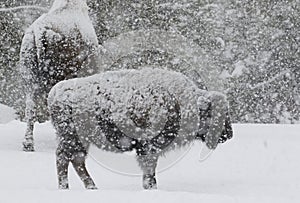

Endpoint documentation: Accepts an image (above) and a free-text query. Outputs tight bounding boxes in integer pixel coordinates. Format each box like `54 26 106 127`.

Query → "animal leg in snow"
137 155 158 190
71 152 97 190
23 95 36 151
56 148 70 189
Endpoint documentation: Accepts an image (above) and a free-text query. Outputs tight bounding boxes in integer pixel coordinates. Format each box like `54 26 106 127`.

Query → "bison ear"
204 92 229 150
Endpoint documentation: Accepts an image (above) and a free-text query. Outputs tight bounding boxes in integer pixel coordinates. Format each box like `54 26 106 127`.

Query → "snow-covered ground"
0 104 16 123
0 108 300 202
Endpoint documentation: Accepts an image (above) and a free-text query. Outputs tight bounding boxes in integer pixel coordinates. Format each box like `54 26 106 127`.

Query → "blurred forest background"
0 0 299 123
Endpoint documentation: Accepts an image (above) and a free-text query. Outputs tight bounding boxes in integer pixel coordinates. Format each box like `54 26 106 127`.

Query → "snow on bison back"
48 68 233 189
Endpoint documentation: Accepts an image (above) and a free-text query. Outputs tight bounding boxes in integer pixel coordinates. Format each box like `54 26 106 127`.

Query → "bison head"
196 91 233 150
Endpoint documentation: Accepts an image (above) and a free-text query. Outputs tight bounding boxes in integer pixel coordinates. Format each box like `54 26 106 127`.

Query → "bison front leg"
23 95 36 151
136 155 158 190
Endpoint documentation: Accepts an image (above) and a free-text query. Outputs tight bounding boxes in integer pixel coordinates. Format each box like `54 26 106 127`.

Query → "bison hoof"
58 178 69 189
86 185 98 190
59 184 69 190
143 184 157 190
22 142 35 152
143 175 157 190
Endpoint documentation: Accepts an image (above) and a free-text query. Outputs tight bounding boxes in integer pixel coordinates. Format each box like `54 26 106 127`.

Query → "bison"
48 68 233 189
19 0 99 151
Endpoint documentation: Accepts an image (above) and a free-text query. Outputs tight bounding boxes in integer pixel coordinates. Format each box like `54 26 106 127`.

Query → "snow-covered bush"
48 68 233 189
0 103 16 124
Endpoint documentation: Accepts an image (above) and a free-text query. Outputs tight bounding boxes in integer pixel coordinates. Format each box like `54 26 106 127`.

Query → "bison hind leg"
56 140 97 189
71 152 97 190
55 131 97 189
51 103 97 189
56 148 70 189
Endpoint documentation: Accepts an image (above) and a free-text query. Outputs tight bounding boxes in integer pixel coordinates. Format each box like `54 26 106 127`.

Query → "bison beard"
196 103 233 144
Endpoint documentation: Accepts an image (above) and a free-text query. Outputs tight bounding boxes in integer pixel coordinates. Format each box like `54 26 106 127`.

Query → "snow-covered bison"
19 0 99 151
48 68 233 189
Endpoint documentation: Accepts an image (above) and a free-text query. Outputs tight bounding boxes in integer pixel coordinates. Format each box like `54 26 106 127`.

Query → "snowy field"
1 105 300 203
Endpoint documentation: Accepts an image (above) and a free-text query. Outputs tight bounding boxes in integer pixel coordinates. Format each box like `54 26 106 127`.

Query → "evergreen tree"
0 0 299 123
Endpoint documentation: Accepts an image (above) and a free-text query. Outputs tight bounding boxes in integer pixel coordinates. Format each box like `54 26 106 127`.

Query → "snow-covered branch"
250 70 290 90
0 6 48 13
